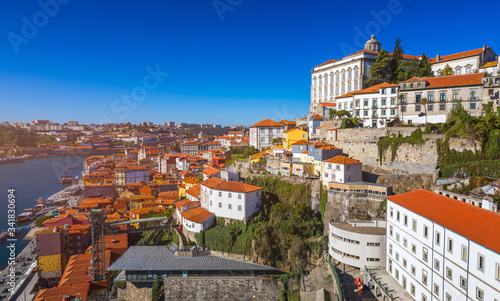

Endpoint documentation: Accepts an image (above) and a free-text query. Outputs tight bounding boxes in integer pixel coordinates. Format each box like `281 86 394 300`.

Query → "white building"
336 82 399 128
430 46 497 77
329 220 387 271
386 189 500 301
310 35 419 115
249 119 284 150
199 177 262 222
321 155 362 186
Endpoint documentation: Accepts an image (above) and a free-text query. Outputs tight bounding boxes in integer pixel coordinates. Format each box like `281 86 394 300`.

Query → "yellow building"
283 128 308 149
128 195 155 210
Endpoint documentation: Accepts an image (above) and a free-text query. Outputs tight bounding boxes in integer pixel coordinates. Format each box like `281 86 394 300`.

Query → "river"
0 155 88 269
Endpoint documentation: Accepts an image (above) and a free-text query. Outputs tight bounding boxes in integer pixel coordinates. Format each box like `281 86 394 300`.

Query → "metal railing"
328 257 344 301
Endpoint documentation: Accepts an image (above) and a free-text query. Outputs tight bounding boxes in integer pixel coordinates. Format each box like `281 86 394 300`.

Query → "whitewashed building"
336 82 399 128
386 189 500 301
249 119 284 150
199 177 262 222
329 220 387 271
430 46 497 76
310 35 419 115
321 155 362 186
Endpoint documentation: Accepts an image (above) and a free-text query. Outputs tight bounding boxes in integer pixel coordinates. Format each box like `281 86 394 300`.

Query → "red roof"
324 155 361 165
291 140 311 146
314 59 340 68
401 73 483 89
320 103 337 107
181 206 213 223
250 119 284 128
429 48 486 64
387 189 500 254
201 177 262 193
278 120 296 125
312 114 324 120
337 82 398 99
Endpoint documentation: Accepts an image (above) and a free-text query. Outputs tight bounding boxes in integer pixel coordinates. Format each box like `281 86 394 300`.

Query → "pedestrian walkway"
0 240 37 301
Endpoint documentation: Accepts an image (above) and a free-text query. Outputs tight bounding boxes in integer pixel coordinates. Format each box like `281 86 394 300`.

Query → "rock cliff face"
362 165 437 194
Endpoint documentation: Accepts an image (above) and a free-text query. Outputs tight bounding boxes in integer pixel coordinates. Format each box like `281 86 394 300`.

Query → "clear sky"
0 0 499 126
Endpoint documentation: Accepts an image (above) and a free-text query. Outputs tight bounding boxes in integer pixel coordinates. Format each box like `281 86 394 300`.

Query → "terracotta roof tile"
250 118 284 128
312 114 324 120
480 61 498 69
401 73 483 89
201 177 262 193
292 140 311 146
336 82 398 99
429 48 487 64
387 189 500 254
320 103 337 107
324 155 361 165
180 206 213 223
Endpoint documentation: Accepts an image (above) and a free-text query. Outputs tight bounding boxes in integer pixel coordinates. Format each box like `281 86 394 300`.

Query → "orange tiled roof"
387 189 500 254
401 73 483 89
291 140 311 146
175 200 200 211
312 114 324 120
429 48 486 64
314 59 339 68
201 177 262 193
324 155 361 165
316 122 338 130
283 128 303 133
480 61 498 68
250 119 284 128
186 184 201 199
337 82 398 99
320 103 337 107
278 120 296 125
181 206 213 223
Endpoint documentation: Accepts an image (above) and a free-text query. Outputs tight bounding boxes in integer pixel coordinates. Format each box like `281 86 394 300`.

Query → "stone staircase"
301 267 338 301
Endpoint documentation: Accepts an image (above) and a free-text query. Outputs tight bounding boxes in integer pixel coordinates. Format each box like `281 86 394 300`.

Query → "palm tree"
398 94 405 125
422 97 428 126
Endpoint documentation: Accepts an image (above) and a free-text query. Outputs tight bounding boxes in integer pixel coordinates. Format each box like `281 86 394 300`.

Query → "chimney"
436 54 440 62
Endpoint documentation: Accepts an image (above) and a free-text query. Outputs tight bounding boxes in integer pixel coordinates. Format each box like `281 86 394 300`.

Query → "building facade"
321 156 362 186
249 119 284 150
430 46 497 76
386 189 500 301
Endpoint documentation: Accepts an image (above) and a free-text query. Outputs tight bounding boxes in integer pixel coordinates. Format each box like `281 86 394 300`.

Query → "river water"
0 155 87 269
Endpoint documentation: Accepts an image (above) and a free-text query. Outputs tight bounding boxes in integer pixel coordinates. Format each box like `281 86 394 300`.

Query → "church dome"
364 35 381 51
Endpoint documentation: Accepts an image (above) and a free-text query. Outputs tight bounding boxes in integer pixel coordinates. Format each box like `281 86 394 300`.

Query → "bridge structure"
89 209 179 281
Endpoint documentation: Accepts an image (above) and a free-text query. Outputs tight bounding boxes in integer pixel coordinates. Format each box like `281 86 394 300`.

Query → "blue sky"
0 0 499 126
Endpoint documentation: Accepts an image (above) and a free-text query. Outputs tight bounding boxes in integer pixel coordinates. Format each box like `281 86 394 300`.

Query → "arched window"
319 77 322 86
354 81 358 90
348 82 351 92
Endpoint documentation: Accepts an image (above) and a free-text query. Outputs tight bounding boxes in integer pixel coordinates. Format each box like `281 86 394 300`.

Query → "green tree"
396 58 420 82
0 151 4 158
389 38 404 83
367 49 390 86
440 64 454 76
35 215 53 227
18 147 25 156
152 279 164 301
417 54 434 77
422 97 428 126
328 109 337 120
341 117 356 129
336 110 351 119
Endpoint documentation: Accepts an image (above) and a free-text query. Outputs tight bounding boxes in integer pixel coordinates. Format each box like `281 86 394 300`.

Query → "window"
416 105 421 112
391 88 396 94
433 283 439 295
382 110 386 116
228 204 232 210
410 83 414 88
434 259 440 271
435 231 441 245
404 215 408 226
428 104 433 111
219 191 222 197
447 238 453 253
428 93 434 102
423 247 428 262
364 100 368 106
210 201 212 206
396 252 399 261
453 91 459 100
382 99 386 106
424 225 429 238
422 294 427 301
238 194 241 200
381 88 386 94
390 207 393 218
389 243 393 255
446 293 452 301
478 254 485 271
412 219 417 231
411 265 416 275
403 258 407 268
461 245 468 261
218 202 222 208
402 105 406 112
446 267 452 280
411 283 416 296
389 259 392 273
396 233 400 242
489 89 494 96
422 270 428 285
403 84 407 89
496 263 500 281
403 238 408 247
238 205 242 211
355 70 358 78
228 193 232 198
389 225 393 236
391 109 396 115
460 276 467 289
440 92 446 101
470 90 477 100
440 104 446 111
402 94 407 103
470 103 476 110
416 94 422 103
466 66 471 74
395 269 399 280
402 276 407 289
411 244 417 254
391 98 396 105
396 211 400 221
476 287 484 300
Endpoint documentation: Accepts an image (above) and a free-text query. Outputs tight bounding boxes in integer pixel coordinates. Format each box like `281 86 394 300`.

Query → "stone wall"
163 277 282 301
332 127 423 142
117 282 152 301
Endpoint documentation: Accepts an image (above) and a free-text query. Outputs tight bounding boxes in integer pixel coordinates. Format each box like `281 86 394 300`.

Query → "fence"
328 257 344 301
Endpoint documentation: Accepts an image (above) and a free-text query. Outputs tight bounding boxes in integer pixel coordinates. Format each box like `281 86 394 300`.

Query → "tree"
396 58 419 82
367 49 391 86
336 110 351 119
389 38 404 83
341 117 356 129
328 109 337 120
417 54 434 78
422 97 428 126
35 215 53 227
0 151 4 158
152 279 164 301
440 64 454 76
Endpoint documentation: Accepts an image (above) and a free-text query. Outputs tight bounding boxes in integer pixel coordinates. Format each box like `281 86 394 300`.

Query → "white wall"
200 185 262 221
